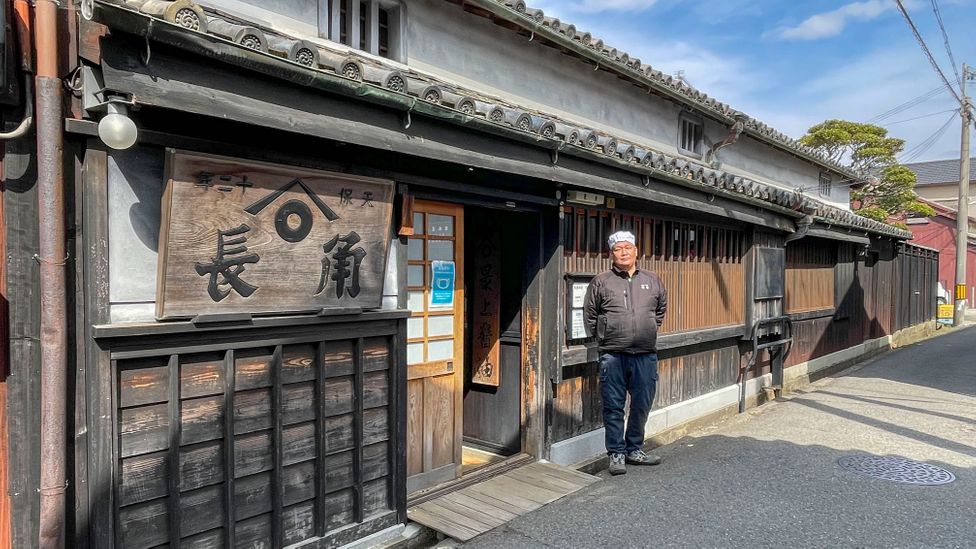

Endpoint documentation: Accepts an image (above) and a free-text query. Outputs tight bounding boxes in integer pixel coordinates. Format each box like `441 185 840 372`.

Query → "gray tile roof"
904 158 976 186
92 0 912 240
484 0 858 179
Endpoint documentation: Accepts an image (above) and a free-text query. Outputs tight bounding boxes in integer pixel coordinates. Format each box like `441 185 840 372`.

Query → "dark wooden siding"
552 342 739 442
93 317 405 549
787 241 937 366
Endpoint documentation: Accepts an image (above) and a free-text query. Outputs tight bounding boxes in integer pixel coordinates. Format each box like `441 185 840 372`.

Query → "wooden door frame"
524 209 555 461
405 200 465 493
402 196 553 496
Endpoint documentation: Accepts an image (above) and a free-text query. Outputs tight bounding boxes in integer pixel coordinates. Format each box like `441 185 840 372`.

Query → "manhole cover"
837 455 955 485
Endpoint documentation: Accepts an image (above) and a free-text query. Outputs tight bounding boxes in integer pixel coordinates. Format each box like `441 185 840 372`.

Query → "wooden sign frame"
156 149 394 320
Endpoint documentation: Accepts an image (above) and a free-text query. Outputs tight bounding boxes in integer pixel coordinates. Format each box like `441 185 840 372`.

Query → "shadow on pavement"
463 433 974 549
841 327 976 398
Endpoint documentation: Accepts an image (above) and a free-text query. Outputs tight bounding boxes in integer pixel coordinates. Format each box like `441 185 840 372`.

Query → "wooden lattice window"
678 112 704 157
818 172 833 197
562 206 746 336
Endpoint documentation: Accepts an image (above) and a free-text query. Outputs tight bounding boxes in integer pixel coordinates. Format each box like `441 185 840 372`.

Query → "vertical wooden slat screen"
785 239 836 313
562 206 745 337
110 328 398 548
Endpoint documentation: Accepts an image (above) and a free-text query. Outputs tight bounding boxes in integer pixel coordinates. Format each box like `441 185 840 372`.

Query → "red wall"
910 217 976 307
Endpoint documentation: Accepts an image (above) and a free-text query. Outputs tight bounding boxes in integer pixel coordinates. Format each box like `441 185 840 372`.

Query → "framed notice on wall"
565 273 595 344
156 150 394 319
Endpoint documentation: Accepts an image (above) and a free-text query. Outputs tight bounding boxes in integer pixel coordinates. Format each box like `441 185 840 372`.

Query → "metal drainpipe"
35 0 66 545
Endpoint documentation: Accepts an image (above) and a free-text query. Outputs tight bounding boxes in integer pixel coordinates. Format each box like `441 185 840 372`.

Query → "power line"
930 0 962 85
894 0 962 105
793 113 959 193
883 108 958 126
866 84 948 124
900 110 958 163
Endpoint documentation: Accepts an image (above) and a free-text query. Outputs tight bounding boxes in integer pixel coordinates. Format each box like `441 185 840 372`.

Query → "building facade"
905 157 976 211
907 198 976 308
1 0 940 547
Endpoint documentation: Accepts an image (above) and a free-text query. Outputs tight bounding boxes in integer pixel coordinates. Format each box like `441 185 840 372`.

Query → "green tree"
800 119 935 224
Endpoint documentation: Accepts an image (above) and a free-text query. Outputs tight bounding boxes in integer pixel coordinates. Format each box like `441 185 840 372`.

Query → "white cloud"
768 0 891 41
741 45 963 162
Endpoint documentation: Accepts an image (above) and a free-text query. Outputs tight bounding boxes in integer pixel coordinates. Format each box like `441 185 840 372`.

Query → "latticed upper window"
334 0 400 59
206 0 402 61
678 112 704 157
818 172 832 197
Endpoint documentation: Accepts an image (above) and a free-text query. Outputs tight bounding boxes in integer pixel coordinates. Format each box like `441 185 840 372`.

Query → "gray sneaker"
608 453 627 475
625 449 662 466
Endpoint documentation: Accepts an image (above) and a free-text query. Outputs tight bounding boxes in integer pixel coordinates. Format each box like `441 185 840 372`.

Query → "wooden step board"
407 461 600 541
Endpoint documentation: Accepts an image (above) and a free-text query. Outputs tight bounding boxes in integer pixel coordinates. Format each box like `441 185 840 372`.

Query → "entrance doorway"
461 208 524 471
405 201 527 494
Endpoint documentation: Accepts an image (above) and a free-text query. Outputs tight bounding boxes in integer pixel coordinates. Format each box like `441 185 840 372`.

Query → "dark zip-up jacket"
583 265 667 353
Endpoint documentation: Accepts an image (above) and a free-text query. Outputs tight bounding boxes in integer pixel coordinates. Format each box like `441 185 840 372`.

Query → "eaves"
461 0 860 182
87 0 911 240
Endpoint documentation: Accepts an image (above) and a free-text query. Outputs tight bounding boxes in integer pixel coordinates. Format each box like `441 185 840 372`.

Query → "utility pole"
954 63 972 326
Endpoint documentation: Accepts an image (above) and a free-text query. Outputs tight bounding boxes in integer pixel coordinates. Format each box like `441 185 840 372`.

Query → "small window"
206 1 402 61
330 0 401 60
678 112 704 157
819 172 832 197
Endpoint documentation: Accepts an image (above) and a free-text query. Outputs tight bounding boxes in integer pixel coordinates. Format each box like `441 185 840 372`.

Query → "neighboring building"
904 157 976 210
1 0 940 547
907 198 976 308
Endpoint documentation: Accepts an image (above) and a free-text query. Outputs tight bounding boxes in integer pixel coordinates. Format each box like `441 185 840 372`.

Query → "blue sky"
529 0 976 163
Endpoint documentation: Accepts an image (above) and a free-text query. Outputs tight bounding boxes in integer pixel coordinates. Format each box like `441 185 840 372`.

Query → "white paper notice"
571 282 589 308
571 309 587 339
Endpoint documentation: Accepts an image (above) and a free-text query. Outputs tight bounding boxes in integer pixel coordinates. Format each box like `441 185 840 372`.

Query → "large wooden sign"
157 150 394 320
470 225 500 386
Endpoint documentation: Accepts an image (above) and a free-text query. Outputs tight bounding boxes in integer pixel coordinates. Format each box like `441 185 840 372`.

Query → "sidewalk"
462 325 976 548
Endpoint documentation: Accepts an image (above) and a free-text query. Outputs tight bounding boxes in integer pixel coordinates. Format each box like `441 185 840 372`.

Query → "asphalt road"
463 326 976 549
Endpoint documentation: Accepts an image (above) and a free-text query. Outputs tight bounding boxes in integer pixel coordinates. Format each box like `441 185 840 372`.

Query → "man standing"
583 230 667 475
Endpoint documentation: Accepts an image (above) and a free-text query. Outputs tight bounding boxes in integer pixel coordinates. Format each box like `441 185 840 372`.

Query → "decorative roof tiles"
483 0 858 178
91 0 912 239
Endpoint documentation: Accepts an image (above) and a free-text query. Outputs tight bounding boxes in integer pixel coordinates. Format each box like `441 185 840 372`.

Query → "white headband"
607 230 636 249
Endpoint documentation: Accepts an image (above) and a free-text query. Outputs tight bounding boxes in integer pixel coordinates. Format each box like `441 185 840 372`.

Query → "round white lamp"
97 102 138 150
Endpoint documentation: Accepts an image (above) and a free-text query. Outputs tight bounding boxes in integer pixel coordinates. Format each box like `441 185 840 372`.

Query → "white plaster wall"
403 0 850 209
106 147 402 324
197 0 850 209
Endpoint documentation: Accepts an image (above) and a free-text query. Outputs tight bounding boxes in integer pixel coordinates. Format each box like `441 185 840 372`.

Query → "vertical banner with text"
471 225 501 386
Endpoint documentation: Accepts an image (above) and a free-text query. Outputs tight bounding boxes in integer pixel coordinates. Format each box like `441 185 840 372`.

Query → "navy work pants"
599 351 658 455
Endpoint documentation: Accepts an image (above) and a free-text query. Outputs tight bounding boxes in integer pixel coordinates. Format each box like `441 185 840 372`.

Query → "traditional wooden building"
1 0 939 547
